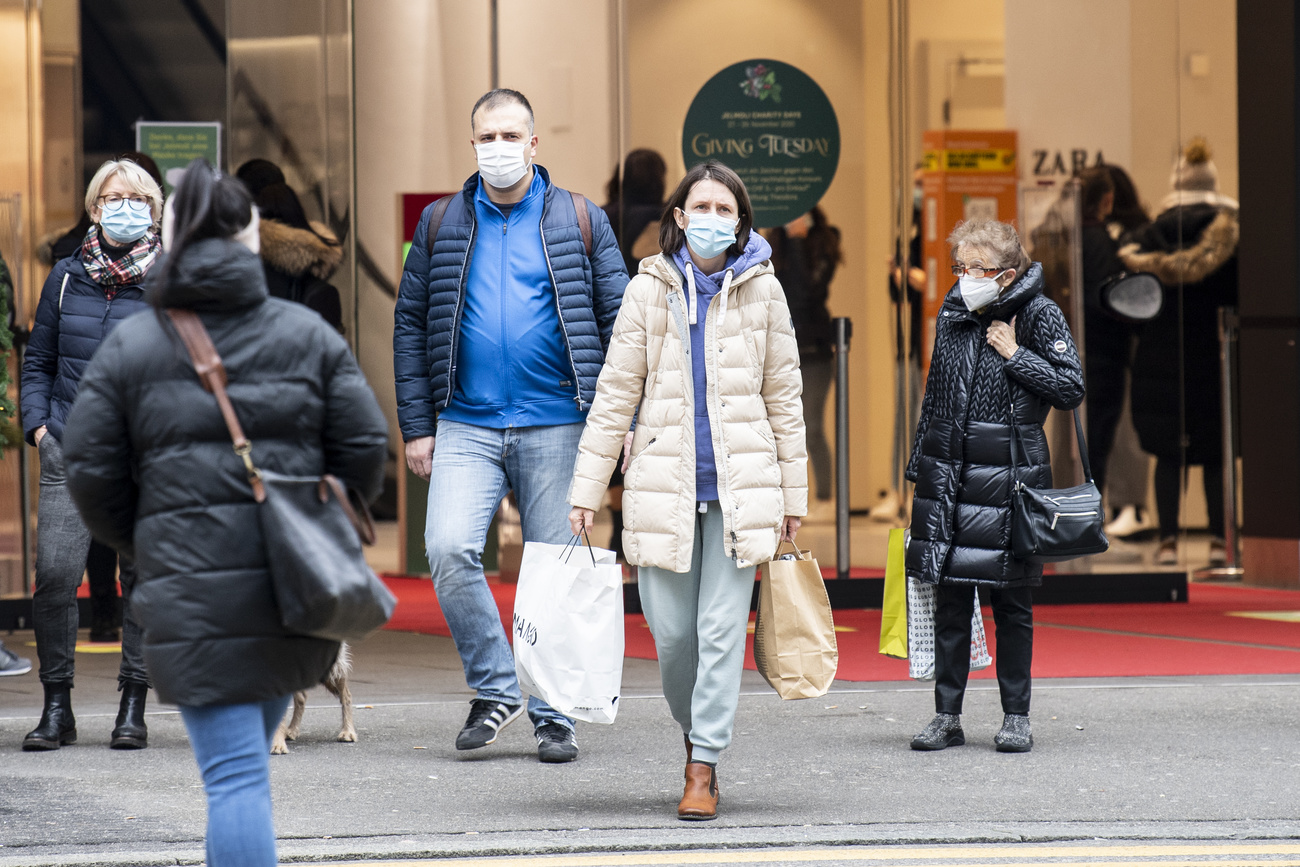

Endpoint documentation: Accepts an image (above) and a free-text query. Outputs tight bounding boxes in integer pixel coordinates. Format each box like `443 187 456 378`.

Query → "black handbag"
1009 404 1110 563
1098 271 1164 323
167 309 397 642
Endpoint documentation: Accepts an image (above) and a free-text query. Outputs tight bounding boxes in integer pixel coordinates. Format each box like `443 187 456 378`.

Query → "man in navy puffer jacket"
393 89 627 764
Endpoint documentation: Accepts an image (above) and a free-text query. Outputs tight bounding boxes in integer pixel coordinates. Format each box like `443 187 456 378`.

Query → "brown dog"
271 643 354 754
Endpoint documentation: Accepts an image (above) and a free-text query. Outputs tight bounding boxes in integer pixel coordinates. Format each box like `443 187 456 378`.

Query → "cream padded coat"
569 252 807 572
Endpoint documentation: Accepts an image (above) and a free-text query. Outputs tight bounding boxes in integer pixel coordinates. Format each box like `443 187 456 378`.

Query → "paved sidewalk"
1 627 1298 865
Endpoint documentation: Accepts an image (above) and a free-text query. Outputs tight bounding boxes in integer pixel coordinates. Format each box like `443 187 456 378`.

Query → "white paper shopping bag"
513 538 625 724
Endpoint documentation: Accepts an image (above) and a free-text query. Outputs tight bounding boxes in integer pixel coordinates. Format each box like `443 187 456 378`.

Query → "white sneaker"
1104 505 1153 539
869 490 903 522
1156 537 1178 566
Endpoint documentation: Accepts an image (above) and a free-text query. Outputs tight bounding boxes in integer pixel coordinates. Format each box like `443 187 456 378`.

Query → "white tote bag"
513 539 625 724
906 577 993 681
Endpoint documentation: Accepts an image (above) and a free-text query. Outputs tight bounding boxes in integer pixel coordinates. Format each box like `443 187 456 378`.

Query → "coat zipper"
1051 510 1098 529
445 208 477 408
538 198 583 411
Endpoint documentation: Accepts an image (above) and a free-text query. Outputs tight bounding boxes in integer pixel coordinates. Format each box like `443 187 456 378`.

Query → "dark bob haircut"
658 160 753 259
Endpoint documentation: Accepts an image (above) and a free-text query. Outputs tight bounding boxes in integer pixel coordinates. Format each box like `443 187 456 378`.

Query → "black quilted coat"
906 263 1085 588
62 238 388 707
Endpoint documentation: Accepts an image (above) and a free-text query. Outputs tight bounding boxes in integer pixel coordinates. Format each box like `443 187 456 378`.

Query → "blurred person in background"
20 158 161 751
768 206 841 517
601 148 668 559
45 152 165 645
254 181 344 332
1120 138 1238 567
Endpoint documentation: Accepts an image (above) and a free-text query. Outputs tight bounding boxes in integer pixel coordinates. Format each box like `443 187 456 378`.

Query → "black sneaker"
535 722 578 763
455 699 522 750
0 643 31 677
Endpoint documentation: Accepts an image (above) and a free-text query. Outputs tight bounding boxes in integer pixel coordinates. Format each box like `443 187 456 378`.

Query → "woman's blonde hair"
85 159 164 224
947 219 1030 275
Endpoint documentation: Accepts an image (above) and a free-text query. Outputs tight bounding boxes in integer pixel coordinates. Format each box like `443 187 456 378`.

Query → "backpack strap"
570 191 593 258
423 195 454 256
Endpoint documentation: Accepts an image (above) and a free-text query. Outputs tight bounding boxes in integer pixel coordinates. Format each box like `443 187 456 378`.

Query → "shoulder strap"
423 195 455 256
570 191 593 258
1008 398 1096 485
165 309 267 503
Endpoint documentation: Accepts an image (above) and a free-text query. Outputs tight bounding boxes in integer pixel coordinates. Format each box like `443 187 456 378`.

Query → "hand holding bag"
166 309 396 643
513 535 625 724
1009 404 1110 563
754 540 838 699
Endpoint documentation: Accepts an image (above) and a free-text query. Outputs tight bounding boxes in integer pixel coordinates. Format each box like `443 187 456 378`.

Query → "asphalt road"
1 628 1298 865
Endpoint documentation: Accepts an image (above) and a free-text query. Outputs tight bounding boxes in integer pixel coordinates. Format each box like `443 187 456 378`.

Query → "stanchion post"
834 317 853 580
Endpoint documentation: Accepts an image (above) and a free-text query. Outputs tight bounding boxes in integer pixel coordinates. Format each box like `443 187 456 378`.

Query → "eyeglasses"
951 264 1005 278
97 194 151 212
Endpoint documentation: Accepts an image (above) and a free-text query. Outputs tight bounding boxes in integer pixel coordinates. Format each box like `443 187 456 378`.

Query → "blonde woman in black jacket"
906 220 1084 754
62 160 387 867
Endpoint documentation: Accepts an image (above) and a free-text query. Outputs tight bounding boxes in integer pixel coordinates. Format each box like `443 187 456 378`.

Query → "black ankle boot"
110 682 149 750
23 683 77 751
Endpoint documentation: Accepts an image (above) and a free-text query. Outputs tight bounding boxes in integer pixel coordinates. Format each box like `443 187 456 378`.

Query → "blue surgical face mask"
682 211 737 260
99 204 154 245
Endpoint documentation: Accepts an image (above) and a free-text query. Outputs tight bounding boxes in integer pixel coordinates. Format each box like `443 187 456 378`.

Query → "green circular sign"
682 59 841 228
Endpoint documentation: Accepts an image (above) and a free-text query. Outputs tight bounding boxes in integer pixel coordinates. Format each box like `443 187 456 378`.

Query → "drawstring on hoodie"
684 264 734 325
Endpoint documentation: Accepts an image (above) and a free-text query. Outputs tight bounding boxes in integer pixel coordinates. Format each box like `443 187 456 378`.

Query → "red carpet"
380 575 1300 681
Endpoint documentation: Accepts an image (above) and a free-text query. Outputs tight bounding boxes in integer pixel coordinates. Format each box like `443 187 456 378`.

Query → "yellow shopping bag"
878 528 908 659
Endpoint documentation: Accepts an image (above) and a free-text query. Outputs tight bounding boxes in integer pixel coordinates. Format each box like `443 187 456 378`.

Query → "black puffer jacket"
906 263 1085 588
62 238 388 707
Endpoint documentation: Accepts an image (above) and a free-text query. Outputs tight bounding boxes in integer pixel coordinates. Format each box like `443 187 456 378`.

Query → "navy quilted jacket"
21 255 150 445
905 264 1085 588
393 166 628 440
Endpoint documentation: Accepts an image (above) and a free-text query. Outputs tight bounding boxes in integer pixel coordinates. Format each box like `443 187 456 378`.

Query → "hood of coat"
1119 208 1239 286
941 261 1045 320
643 234 775 294
150 237 270 311
258 218 342 279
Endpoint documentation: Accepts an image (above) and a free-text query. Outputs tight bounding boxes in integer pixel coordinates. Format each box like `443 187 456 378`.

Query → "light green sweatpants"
637 501 756 765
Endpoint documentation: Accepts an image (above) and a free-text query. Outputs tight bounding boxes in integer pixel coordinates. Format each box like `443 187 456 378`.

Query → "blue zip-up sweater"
393 166 629 439
671 231 773 501
441 171 579 427
21 254 150 445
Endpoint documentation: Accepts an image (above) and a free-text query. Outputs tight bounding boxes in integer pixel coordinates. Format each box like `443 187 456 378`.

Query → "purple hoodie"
672 230 773 502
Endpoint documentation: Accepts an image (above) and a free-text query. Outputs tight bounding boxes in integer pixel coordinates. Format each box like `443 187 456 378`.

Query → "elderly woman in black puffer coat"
906 219 1084 754
61 160 387 867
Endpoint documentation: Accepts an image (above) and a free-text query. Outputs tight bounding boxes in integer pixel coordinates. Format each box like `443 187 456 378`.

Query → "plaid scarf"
80 226 161 294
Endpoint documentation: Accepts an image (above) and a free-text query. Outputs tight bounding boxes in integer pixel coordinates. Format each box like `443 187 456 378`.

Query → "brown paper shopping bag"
753 540 839 699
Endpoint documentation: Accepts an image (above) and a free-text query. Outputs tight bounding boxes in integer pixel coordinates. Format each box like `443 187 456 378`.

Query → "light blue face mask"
683 211 738 260
99 204 154 245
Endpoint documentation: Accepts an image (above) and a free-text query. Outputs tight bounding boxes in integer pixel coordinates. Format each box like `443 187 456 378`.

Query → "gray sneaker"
0 642 31 677
994 713 1033 752
910 713 965 751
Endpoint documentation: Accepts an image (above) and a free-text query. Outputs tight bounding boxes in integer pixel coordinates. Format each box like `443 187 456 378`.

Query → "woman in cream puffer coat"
569 161 806 822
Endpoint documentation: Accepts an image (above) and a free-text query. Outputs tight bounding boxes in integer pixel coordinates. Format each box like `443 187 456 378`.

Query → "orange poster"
918 130 1018 370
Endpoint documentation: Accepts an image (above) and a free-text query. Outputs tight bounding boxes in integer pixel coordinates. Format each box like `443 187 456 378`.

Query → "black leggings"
1154 457 1225 539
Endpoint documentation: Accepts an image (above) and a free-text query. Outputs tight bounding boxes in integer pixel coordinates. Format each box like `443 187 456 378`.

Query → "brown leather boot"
677 761 719 821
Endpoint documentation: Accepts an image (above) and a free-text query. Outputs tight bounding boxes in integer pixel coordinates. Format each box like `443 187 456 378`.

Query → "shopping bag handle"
774 538 811 561
560 531 598 567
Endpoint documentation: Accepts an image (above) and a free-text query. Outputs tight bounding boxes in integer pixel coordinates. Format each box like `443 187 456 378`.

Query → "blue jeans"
424 419 581 730
180 696 291 867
